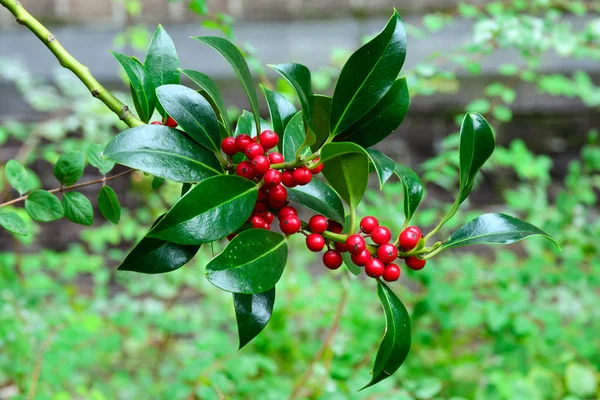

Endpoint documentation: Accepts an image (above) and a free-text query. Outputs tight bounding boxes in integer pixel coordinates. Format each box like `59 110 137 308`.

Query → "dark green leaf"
149 175 258 245
151 176 165 190
53 152 85 186
441 213 559 250
282 112 310 162
181 68 230 130
0 210 28 236
362 281 411 390
234 110 271 138
24 190 63 222
145 25 180 117
98 186 121 224
205 229 287 294
261 85 297 136
330 11 407 135
309 95 332 152
156 84 221 152
320 142 369 209
102 125 223 183
269 63 314 128
111 51 155 123
394 165 424 223
287 179 345 223
366 149 396 190
86 144 115 175
233 287 275 349
5 159 29 195
62 192 93 226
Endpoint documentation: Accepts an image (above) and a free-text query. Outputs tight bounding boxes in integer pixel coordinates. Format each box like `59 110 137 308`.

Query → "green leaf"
287 179 345 223
148 175 258 245
24 190 64 222
330 11 407 135
145 25 180 117
320 142 369 209
181 68 230 130
0 210 28 236
309 95 332 152
565 363 598 398
111 51 155 123
98 186 121 224
234 110 271 138
394 165 424 224
335 78 409 148
362 281 411 390
53 152 85 186
5 159 29 195
366 149 396 190
261 85 297 136
269 63 314 128
205 229 287 294
282 112 310 162
233 287 275 349
492 105 513 122
156 84 221 152
441 213 559 250
102 125 223 183
151 176 165 190
86 144 115 175
193 36 260 134
62 192 93 226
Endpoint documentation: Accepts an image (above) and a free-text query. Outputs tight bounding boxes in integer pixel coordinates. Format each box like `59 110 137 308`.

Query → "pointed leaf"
86 144 115 175
320 142 369 209
261 85 297 136
111 51 155 123
366 149 396 190
53 152 85 186
233 287 275 349
62 192 93 226
24 190 63 222
5 159 29 195
309 95 332 152
394 165 424 223
282 112 310 162
287 179 345 223
234 110 271 137
98 186 121 224
145 25 180 117
181 68 230 130
269 63 314 128
0 210 28 236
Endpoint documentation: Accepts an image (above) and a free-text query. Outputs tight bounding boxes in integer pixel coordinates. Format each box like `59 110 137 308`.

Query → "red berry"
254 201 268 213
323 250 343 270
377 243 398 264
257 187 269 201
346 234 366 254
292 167 312 186
371 226 392 245
221 137 238 155
165 116 178 128
335 242 349 253
263 223 271 230
281 170 297 188
258 130 279 150
251 216 266 229
151 121 162 125
399 227 421 250
268 152 285 164
360 216 379 234
308 215 328 234
365 258 385 278
263 169 282 188
310 159 324 174
235 134 253 152
279 215 301 235
306 233 325 252
245 143 265 160
351 249 371 266
268 185 288 209
236 161 255 180
383 263 401 282
278 206 297 220
257 211 275 224
405 257 426 271
251 155 270 175
327 220 343 234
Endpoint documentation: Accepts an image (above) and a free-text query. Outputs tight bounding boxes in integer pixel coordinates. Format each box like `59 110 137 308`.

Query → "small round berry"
383 263 401 282
278 206 297 219
258 130 279 150
165 116 178 128
251 155 270 175
263 222 271 230
254 201 268 213
306 233 325 252
235 134 253 152
308 215 328 234
323 250 343 270
263 169 282 188
399 226 422 250
245 143 265 160
371 226 392 245
257 211 275 225
346 234 366 254
360 216 379 234
377 243 398 264
327 220 344 234
268 185 288 209
236 161 255 180
281 170 297 188
257 187 268 201
279 215 301 235
310 159 324 174
365 258 385 278
268 152 285 164
351 249 372 266
335 242 349 253
151 121 162 125
251 216 266 229
292 167 312 186
405 256 426 271
221 137 238 155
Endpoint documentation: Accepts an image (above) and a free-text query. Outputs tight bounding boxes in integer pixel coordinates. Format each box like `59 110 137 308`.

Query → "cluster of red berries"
150 116 178 128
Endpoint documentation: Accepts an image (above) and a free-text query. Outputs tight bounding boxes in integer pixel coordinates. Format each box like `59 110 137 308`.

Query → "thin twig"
26 332 55 400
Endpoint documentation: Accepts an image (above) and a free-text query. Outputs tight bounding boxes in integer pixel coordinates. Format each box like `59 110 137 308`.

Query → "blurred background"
0 0 599 399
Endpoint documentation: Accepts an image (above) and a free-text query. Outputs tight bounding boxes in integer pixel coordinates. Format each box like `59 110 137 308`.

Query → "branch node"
91 89 100 98
16 17 23 25
119 105 131 121
47 34 55 43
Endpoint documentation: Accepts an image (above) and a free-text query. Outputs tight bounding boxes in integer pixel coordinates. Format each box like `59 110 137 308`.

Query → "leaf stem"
0 0 144 128
270 152 320 170
424 199 460 242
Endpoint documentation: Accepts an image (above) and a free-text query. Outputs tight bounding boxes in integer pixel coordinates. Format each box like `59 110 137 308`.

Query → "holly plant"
0 2 559 390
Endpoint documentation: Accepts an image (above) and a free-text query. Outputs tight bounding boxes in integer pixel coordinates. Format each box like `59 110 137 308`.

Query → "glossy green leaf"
145 25 180 117
193 36 260 134
282 112 310 162
233 287 275 349
24 190 63 222
336 78 409 147
441 213 559 250
5 159 29 195
287 179 345 223
234 110 271 138
102 125 223 183
366 149 395 190
181 68 230 130
261 85 296 136
269 63 314 127
111 51 155 123
309 95 332 152
149 175 258 245
330 11 407 135
98 186 121 224
53 152 84 186
362 281 411 390
394 165 424 223
62 192 93 226
156 84 221 152
320 142 369 209
0 210 28 236
86 144 115 175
